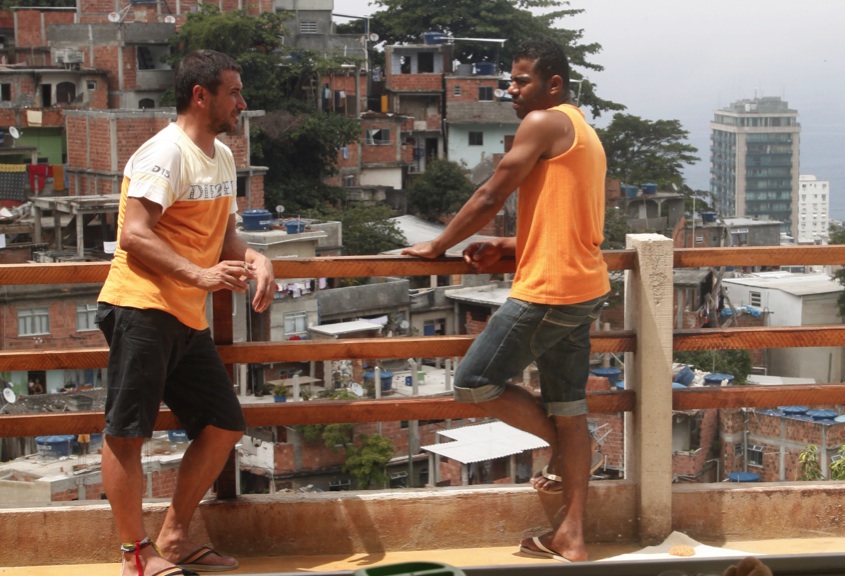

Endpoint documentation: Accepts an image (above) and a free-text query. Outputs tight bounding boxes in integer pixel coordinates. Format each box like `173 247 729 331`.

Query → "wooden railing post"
625 233 674 544
212 290 238 500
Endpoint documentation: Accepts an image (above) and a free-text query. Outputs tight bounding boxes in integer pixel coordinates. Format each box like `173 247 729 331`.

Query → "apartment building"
710 96 800 236
797 174 830 244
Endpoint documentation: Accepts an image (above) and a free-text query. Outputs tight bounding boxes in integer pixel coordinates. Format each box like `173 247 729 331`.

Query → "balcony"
3 238 845 574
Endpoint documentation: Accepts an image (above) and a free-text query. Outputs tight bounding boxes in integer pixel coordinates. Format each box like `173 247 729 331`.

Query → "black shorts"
95 303 245 439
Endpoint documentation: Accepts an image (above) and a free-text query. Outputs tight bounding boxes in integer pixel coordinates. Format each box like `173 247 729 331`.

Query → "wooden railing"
2 245 845 493
2 246 845 435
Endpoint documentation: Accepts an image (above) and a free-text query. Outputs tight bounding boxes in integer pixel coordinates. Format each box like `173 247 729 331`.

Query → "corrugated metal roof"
723 273 842 296
385 214 497 256
420 421 548 464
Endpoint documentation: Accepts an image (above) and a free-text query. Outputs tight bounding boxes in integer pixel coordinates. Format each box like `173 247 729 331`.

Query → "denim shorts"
453 294 608 417
95 303 246 439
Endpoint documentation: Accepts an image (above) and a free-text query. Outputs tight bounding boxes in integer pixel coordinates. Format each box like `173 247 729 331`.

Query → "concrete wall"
6 480 845 566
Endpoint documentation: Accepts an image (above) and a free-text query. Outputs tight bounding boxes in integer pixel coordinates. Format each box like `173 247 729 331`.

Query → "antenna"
107 12 121 22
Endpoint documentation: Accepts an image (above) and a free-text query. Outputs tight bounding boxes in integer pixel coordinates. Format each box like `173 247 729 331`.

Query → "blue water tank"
641 183 657 194
728 472 760 482
364 371 393 393
704 373 734 386
591 367 621 387
35 435 75 458
421 32 447 45
475 61 497 75
779 405 808 415
702 211 717 223
672 382 687 389
168 430 189 442
674 365 695 386
807 409 837 421
285 220 307 234
242 209 273 231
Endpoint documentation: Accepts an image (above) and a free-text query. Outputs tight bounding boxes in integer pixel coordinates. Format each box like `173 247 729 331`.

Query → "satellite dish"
3 388 16 404
164 15 176 23
368 33 379 43
399 320 409 330
275 204 285 215
351 383 365 397
107 12 121 23
8 126 20 139
493 89 505 99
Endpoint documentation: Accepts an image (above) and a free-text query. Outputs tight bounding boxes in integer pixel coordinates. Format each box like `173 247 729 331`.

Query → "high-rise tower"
710 96 800 236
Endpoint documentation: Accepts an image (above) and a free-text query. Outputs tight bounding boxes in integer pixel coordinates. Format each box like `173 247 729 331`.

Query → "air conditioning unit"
407 165 420 173
54 49 84 65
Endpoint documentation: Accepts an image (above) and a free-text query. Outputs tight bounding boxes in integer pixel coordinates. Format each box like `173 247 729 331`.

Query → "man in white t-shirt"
96 50 275 576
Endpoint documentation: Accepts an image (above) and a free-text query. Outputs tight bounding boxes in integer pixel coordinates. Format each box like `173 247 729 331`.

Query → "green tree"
343 434 395 489
167 6 362 211
602 206 629 250
829 222 845 317
165 6 289 112
799 444 845 481
324 204 407 256
369 0 624 117
254 110 361 213
407 159 475 222
673 350 752 385
597 114 700 190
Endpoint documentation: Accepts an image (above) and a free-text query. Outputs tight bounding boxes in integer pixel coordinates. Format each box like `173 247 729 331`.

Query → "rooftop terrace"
3 236 845 574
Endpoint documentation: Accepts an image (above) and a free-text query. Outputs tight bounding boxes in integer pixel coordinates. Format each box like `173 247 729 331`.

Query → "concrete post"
624 233 674 544
444 358 452 391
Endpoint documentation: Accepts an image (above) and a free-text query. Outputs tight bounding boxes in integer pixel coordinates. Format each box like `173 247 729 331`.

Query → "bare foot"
530 465 564 493
157 540 238 572
120 544 181 576
519 532 588 562
723 556 773 576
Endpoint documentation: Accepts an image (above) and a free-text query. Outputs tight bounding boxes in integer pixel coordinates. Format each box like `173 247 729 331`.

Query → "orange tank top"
509 104 610 305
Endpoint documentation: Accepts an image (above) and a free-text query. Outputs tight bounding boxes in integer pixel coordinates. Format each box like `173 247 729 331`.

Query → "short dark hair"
174 50 242 114
513 38 570 94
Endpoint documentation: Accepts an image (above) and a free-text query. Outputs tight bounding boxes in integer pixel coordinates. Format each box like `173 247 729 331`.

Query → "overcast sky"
333 0 845 218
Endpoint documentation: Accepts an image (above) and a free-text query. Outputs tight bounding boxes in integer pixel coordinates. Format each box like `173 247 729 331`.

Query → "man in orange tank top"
403 38 609 563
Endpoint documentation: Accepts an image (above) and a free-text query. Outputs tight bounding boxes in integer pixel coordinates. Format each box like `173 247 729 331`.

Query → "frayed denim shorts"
453 294 608 417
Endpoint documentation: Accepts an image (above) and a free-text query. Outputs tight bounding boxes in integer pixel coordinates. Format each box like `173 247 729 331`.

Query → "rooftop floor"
4 537 845 576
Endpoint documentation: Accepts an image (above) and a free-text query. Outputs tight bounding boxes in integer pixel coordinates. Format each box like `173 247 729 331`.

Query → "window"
18 308 50 336
1 83 10 101
468 132 483 146
389 471 408 488
87 80 97 91
41 83 52 107
478 86 493 101
299 21 318 33
138 98 155 109
366 128 391 145
749 291 762 307
747 444 764 468
284 311 308 336
417 52 434 73
329 479 350 491
423 318 446 336
453 86 461 97
76 303 98 332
